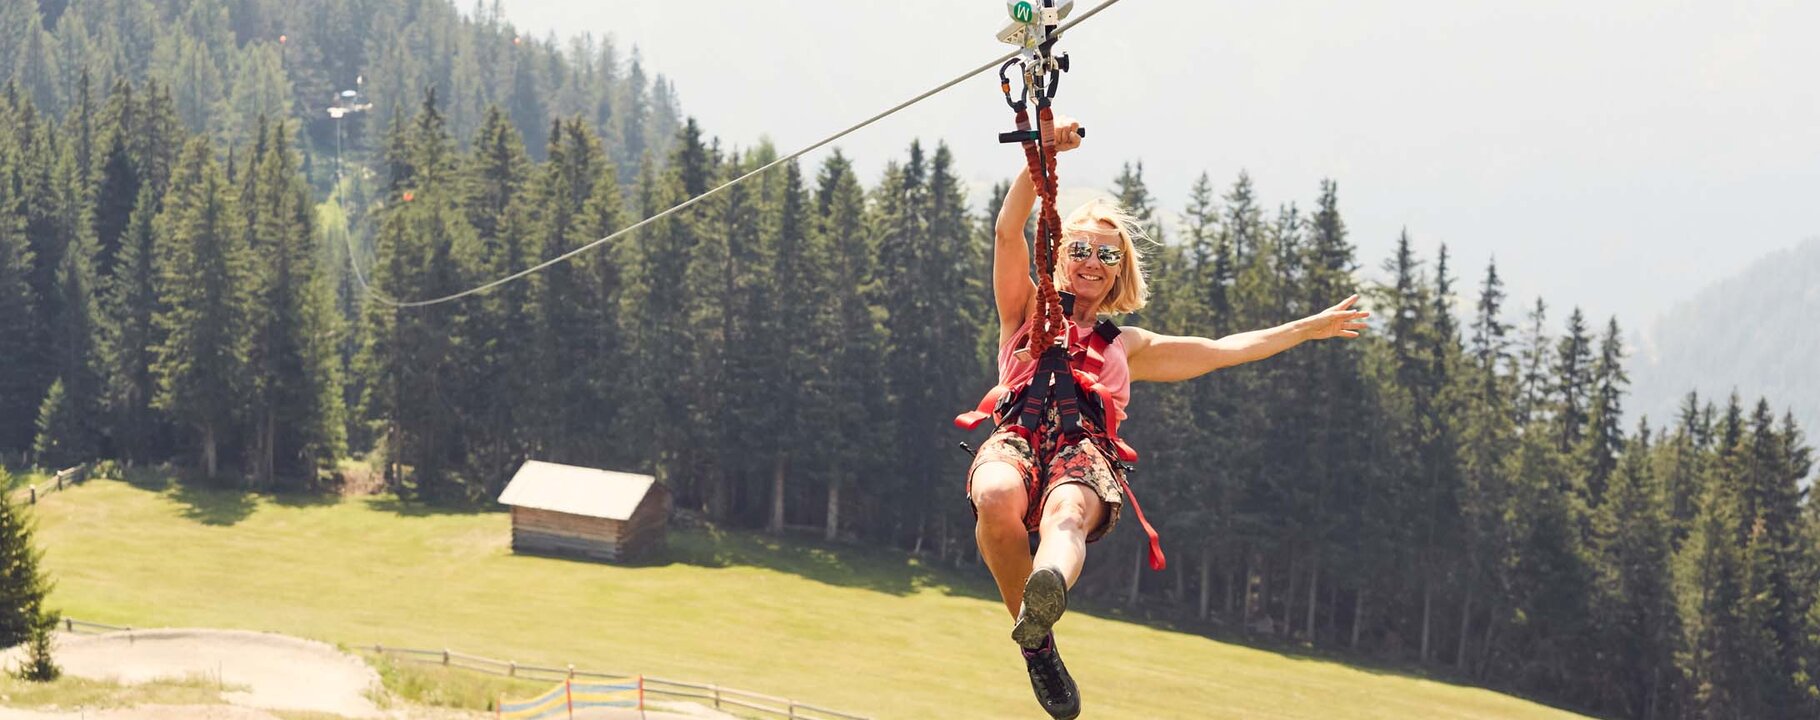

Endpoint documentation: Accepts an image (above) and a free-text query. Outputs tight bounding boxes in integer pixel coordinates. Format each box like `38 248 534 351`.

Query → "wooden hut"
497 460 672 562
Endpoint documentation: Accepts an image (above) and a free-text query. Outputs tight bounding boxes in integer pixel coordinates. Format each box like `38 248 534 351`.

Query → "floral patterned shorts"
965 414 1124 543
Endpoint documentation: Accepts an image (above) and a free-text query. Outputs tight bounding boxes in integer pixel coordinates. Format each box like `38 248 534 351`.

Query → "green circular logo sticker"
1012 1 1034 23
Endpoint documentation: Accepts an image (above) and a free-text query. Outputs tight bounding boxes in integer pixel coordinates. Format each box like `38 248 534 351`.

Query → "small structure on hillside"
497 460 671 563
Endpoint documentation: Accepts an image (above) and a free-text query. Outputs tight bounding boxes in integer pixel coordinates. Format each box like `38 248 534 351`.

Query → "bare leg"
971 462 1034 619
1033 482 1105 588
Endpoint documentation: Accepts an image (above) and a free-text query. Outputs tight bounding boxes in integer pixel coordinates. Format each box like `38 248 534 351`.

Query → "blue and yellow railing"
498 676 644 719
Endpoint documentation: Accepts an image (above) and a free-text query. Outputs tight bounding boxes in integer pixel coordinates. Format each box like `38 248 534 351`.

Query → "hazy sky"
495 0 1820 334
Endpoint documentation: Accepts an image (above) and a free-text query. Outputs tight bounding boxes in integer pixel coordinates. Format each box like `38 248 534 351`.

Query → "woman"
966 119 1368 720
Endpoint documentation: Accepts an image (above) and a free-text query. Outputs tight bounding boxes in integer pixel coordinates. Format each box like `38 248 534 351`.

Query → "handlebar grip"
998 126 1085 144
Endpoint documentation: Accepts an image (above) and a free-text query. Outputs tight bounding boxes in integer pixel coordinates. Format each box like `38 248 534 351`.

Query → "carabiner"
998 58 1028 112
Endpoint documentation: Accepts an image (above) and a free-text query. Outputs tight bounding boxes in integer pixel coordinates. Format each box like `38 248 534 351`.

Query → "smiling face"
1060 223 1125 305
1052 197 1148 315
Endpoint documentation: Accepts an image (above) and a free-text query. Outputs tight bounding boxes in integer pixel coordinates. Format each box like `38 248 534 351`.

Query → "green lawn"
28 478 1591 720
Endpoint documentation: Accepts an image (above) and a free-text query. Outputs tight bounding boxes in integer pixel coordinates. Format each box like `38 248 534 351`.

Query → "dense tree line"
3 0 683 187
4 2 1819 717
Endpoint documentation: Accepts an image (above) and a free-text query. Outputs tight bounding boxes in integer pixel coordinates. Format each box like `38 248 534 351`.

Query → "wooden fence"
369 644 870 720
11 464 88 505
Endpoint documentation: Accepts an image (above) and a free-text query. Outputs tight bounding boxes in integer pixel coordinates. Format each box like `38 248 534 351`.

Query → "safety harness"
957 1 1165 572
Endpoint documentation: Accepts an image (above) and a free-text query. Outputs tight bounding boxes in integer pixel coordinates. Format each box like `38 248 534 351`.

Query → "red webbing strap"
1116 473 1167 571
955 383 1012 430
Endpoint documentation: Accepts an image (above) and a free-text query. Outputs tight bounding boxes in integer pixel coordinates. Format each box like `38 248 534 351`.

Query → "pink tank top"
997 318 1132 422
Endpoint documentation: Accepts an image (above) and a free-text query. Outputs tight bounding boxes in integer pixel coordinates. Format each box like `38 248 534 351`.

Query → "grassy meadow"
23 476 1592 720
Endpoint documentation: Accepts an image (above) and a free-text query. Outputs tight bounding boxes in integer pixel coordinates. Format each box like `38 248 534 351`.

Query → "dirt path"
5 629 384 717
0 629 742 720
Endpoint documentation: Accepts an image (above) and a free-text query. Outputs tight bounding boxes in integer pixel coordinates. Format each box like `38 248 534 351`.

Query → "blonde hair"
1054 197 1150 314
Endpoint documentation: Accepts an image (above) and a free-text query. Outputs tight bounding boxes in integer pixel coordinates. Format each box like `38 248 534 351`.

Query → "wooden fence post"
508 660 516 677
443 649 451 666
29 485 35 504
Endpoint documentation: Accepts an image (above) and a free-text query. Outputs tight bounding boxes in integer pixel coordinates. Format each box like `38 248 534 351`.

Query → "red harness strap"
955 315 1166 571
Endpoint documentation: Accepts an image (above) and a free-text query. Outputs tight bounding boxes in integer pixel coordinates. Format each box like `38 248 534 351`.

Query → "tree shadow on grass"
119 464 176 492
639 524 1001 602
367 496 503 517
169 479 257 527
269 491 342 509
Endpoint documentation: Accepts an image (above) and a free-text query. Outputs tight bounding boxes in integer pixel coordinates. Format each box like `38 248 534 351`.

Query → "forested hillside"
3 2 1818 719
1633 236 1820 450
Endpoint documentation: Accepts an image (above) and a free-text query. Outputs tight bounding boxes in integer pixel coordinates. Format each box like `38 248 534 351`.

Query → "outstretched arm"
1124 295 1369 382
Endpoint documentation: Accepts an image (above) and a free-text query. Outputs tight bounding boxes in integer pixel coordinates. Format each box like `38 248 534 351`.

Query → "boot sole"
1014 567 1068 649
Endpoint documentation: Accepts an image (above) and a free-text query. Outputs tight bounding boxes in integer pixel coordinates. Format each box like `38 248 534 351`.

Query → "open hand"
1303 295 1371 340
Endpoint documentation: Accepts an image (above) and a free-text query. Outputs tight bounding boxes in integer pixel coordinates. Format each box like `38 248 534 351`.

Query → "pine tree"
1294 179 1366 643
45 141 104 463
1112 160 1162 244
0 478 56 650
1661 391 1709 549
1591 420 1680 718
1680 393 1755 717
615 51 649 181
1553 308 1594 455
357 90 483 500
1499 412 1595 701
99 183 165 464
1739 399 1818 712
92 79 141 279
15 17 62 115
507 42 550 161
15 94 64 448
1223 171 1263 269
1513 298 1550 426
682 137 759 522
1456 258 1517 673
152 137 251 479
762 158 823 534
132 81 184 201
814 150 885 541
31 379 83 469
245 119 344 488
533 118 611 466
575 160 628 469
1574 317 1627 506
1181 171 1220 300
615 121 709 494
462 105 539 488
0 140 38 453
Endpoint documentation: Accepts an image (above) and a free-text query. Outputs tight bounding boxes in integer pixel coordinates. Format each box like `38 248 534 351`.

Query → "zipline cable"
347 0 1129 308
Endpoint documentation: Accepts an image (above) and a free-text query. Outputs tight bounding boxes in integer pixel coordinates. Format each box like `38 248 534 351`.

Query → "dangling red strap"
1116 474 1166 571
955 383 1013 430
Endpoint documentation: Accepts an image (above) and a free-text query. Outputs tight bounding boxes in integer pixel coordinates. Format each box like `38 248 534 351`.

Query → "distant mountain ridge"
1632 236 1820 443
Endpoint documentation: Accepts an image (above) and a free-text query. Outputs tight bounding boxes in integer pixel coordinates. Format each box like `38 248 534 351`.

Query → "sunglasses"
1065 239 1124 267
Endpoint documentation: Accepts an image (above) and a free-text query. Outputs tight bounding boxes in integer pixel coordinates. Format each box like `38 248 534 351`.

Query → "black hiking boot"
1014 566 1069 649
1021 633 1081 720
